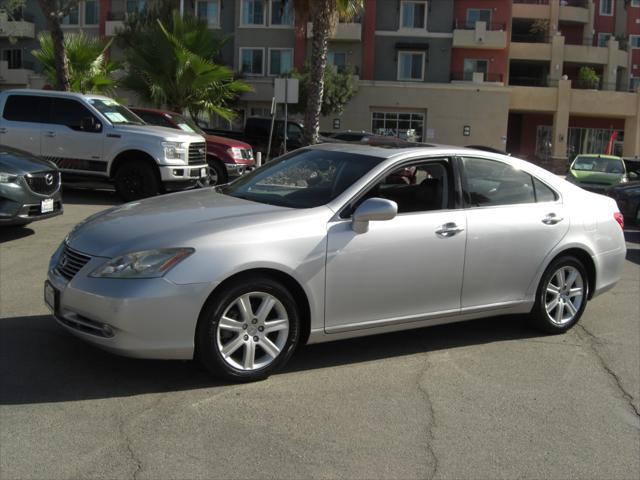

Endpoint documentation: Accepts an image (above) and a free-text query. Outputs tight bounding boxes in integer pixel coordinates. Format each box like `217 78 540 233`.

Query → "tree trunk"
303 0 332 145
38 0 71 91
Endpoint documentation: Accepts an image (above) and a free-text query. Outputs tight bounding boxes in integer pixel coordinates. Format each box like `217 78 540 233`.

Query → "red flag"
605 131 618 155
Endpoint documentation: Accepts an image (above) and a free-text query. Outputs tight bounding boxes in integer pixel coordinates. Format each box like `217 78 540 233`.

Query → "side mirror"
352 198 398 234
629 171 638 179
81 117 101 132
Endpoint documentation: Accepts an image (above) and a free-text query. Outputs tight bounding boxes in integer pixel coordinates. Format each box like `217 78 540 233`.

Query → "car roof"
574 153 622 160
130 107 182 116
0 88 114 101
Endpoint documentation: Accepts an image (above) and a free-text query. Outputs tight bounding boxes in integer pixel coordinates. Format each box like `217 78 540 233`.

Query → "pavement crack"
416 354 439 479
576 324 640 421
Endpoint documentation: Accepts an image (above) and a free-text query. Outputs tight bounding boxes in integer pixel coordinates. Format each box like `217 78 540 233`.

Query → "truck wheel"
114 162 160 202
198 159 228 187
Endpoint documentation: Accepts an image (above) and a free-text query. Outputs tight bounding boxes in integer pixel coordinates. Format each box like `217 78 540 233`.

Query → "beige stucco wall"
319 81 511 150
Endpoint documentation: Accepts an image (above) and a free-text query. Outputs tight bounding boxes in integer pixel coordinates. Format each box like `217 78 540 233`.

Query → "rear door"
0 94 51 155
41 97 106 175
459 156 569 308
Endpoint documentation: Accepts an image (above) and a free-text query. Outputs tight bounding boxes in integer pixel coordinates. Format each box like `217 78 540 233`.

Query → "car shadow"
0 225 35 243
61 186 121 206
0 314 541 405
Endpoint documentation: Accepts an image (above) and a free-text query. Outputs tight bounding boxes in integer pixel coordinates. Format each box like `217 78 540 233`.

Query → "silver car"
45 144 627 381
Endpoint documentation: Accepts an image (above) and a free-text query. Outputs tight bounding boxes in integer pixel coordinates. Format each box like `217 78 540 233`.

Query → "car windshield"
168 113 206 135
88 99 145 125
219 149 385 208
572 156 624 174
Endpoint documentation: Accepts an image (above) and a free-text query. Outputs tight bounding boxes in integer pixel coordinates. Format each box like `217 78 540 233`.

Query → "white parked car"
0 90 207 201
45 144 627 381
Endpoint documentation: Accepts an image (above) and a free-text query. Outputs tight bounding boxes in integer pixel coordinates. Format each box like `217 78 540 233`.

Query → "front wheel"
530 256 588 334
197 159 227 187
196 276 300 381
114 162 159 202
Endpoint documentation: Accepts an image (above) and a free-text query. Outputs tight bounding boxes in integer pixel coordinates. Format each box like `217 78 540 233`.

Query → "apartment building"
1 0 639 165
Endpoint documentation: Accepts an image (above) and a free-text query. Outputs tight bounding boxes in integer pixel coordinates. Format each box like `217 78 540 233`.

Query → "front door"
40 97 105 175
324 158 466 332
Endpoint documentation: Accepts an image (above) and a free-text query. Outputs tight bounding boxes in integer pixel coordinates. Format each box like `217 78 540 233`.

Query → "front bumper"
225 163 255 178
158 164 208 183
0 187 63 226
46 248 213 360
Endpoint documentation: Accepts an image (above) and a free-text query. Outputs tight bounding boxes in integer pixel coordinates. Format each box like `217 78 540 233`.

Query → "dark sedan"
0 145 63 226
607 181 640 224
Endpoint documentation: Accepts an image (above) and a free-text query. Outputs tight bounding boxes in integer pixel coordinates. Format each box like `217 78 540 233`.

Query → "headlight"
228 147 244 160
162 142 187 161
90 248 194 278
0 172 18 183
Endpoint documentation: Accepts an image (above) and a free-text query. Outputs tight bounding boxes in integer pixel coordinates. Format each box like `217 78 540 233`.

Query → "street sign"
274 78 299 104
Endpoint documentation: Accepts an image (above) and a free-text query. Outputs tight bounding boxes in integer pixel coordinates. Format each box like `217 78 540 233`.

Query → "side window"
2 95 51 123
533 177 558 202
461 157 535 207
50 98 97 131
353 159 451 215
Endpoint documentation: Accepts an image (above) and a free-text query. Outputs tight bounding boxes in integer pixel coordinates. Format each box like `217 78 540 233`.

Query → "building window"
328 52 347 73
372 111 425 142
242 0 266 26
536 125 623 159
400 1 427 29
2 49 22 69
599 0 613 16
84 0 99 25
268 48 293 76
62 5 79 25
463 59 488 81
466 8 491 28
397 51 425 81
632 0 640 7
196 0 220 27
126 0 146 14
597 33 611 47
240 48 264 75
630 77 640 91
270 0 293 26
630 35 640 49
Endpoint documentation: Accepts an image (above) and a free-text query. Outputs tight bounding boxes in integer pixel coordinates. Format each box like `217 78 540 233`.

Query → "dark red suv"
131 108 255 186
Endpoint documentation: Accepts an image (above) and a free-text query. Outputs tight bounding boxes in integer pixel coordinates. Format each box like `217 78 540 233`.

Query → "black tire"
197 158 227 187
114 162 160 202
196 275 301 382
529 255 589 334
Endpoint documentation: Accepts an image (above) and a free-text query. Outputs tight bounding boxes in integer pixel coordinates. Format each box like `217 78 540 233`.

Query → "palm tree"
291 0 363 144
32 31 119 94
120 12 250 121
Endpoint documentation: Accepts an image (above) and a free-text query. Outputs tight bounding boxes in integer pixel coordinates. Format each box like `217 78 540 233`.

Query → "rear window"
572 156 624 174
2 95 51 123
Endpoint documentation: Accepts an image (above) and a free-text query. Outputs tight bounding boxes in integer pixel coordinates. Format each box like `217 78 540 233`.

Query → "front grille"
188 142 206 165
55 244 92 281
27 201 62 217
24 171 61 196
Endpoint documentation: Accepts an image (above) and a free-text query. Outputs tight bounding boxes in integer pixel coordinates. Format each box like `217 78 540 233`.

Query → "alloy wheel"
544 266 585 326
216 292 289 371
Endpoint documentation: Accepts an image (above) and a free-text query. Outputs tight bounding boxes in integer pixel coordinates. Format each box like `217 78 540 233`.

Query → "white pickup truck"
0 89 208 201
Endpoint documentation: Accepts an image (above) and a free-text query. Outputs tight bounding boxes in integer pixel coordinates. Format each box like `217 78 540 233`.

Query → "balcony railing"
453 20 507 31
451 72 503 83
561 0 588 7
513 0 550 4
510 77 631 92
511 33 550 43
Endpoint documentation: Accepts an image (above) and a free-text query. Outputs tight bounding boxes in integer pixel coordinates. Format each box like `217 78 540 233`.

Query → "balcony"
0 11 35 38
307 21 361 41
451 71 504 84
510 39 552 61
452 20 507 50
513 1 550 20
559 1 589 24
0 60 35 86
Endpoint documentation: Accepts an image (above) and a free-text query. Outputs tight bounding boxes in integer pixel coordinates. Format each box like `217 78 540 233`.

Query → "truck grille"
241 149 253 160
55 244 92 281
188 142 206 165
24 171 61 196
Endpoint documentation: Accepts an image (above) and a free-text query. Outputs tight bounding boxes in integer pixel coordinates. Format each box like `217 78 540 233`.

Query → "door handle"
542 213 564 225
44 131 56 138
0 127 7 134
436 222 465 238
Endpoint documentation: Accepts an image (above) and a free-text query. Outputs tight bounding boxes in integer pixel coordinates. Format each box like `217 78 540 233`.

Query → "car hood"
113 124 204 143
0 146 57 174
570 170 623 185
66 189 297 258
204 133 252 149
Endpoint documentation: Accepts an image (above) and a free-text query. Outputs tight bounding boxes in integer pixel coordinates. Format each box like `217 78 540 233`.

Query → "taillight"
614 212 624 230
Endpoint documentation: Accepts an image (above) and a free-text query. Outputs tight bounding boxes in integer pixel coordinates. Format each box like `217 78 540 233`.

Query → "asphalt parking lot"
1 188 639 480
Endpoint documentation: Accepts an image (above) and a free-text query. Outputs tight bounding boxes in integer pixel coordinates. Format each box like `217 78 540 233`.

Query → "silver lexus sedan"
45 144 626 381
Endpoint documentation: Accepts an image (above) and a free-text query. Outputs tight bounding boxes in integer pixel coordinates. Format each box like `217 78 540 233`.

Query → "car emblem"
45 173 54 186
59 254 67 268
199 148 205 155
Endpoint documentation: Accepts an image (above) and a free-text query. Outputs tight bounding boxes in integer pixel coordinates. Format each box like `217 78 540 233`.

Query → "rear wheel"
196 276 300 381
530 256 588 334
114 162 159 201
